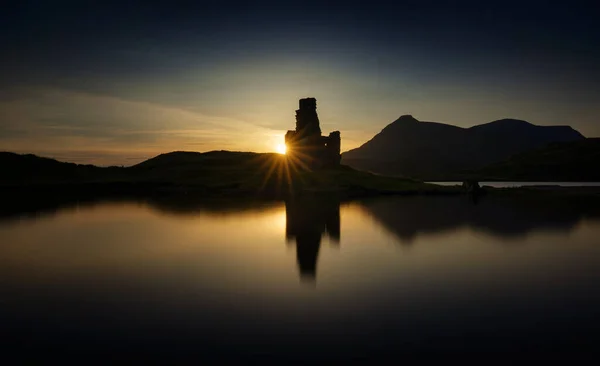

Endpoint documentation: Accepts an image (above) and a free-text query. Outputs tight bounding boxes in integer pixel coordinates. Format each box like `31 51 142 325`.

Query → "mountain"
461 138 600 181
341 115 585 179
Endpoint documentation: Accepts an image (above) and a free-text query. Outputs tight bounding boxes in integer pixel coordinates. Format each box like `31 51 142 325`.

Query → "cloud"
0 88 282 165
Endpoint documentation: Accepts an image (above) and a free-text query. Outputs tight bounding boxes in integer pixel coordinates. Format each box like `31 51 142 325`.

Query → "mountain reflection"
359 195 600 244
2 192 600 274
285 198 340 282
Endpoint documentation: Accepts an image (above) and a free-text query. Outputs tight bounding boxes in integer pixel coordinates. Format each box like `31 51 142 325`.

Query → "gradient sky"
1 0 599 165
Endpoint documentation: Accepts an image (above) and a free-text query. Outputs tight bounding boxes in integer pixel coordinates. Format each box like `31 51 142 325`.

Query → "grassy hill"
0 151 453 199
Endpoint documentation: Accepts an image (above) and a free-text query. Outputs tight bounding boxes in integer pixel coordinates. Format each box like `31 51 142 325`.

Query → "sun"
276 143 287 155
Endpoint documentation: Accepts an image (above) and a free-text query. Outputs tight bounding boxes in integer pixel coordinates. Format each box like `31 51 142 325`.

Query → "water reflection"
3 193 600 246
0 193 281 223
359 195 600 244
285 198 340 281
2 193 600 361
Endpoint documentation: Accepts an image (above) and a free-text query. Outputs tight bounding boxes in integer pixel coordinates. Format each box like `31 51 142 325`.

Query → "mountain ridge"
342 116 585 179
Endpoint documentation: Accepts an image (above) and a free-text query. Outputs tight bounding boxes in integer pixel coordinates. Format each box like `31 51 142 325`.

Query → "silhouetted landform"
458 138 600 181
342 115 584 180
359 193 600 244
0 151 127 183
0 151 452 199
285 98 340 168
285 197 340 281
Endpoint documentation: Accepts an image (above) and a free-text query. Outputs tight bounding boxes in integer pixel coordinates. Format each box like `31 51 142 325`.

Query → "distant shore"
3 179 600 205
0 150 461 200
3 150 600 204
0 179 462 200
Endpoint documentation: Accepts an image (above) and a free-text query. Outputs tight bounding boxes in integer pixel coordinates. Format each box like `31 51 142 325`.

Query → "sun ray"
283 158 294 196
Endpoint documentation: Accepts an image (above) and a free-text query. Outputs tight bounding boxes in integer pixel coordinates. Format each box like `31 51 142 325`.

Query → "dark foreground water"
2 195 600 362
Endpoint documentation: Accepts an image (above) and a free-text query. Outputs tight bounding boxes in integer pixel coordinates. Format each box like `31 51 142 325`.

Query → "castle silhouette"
285 98 341 168
285 198 340 281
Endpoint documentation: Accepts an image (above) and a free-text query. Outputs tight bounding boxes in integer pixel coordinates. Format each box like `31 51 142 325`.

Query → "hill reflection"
0 194 281 223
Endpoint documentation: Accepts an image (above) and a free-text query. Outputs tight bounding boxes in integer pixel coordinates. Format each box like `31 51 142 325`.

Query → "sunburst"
251 149 313 197
276 143 287 155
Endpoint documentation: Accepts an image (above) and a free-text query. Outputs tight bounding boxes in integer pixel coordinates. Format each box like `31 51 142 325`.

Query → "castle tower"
295 97 321 137
285 98 341 169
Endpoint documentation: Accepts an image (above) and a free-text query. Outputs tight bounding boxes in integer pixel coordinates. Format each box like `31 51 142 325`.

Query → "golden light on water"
276 143 287 155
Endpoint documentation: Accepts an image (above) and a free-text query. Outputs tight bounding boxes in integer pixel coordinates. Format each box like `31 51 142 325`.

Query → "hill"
0 151 451 199
0 152 126 184
341 115 584 179
458 138 600 181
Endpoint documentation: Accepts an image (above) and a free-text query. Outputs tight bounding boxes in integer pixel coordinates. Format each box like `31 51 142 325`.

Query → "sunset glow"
276 143 287 155
1 1 598 168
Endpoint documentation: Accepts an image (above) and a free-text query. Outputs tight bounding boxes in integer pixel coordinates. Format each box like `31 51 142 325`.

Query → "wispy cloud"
0 87 285 165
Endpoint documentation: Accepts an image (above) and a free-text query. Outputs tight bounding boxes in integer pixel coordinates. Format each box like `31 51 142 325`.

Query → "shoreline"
3 180 600 203
2 183 600 226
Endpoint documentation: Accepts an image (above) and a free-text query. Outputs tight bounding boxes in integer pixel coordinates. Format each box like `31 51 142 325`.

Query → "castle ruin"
285 98 341 168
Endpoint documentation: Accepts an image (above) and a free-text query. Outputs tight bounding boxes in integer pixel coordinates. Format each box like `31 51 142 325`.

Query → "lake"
2 194 600 362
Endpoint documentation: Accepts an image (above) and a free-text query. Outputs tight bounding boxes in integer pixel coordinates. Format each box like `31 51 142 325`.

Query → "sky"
1 0 599 166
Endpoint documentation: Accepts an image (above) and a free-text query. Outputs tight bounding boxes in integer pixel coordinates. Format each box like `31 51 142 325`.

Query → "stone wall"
285 98 340 168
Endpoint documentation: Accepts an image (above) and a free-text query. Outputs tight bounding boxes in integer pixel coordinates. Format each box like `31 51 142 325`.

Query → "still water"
430 181 600 188
2 195 600 362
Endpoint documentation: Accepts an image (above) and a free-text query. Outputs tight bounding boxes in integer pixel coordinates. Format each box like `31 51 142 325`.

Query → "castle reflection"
285 198 340 282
